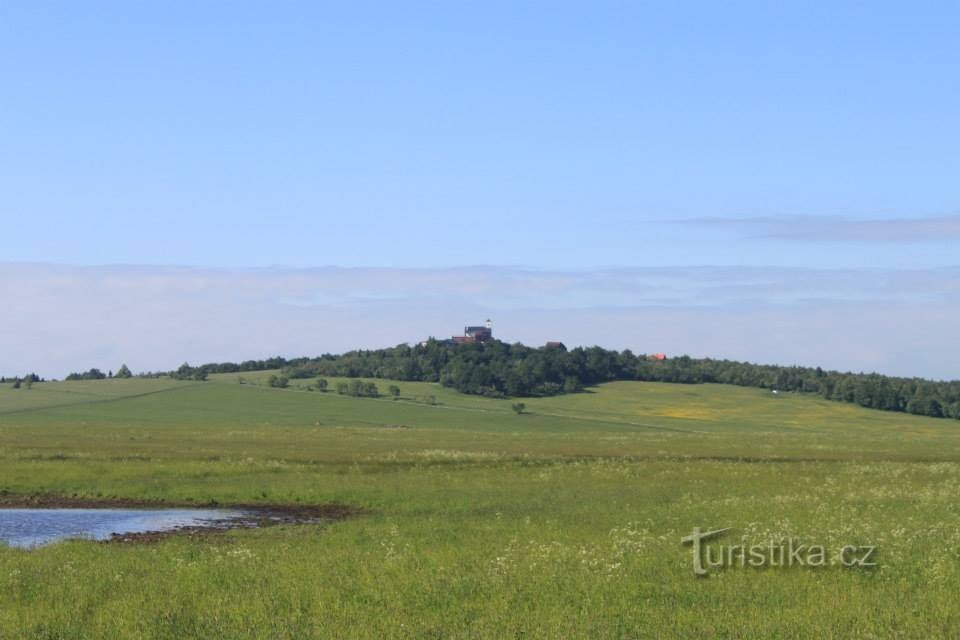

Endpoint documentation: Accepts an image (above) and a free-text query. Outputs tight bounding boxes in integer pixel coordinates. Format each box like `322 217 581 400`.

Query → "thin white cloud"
673 214 960 243
1 262 958 380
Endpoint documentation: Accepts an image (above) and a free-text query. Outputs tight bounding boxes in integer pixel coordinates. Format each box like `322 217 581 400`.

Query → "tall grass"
0 376 957 637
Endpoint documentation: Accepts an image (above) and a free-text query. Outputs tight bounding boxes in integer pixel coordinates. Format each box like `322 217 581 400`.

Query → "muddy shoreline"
0 494 362 544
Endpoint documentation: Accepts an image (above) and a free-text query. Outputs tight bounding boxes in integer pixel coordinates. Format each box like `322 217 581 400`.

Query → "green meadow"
1 374 959 638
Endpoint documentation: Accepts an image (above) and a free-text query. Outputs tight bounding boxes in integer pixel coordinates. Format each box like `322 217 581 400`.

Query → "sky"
1 2 958 379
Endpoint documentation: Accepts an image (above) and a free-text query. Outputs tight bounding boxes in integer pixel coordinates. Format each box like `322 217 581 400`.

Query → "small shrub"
268 375 289 389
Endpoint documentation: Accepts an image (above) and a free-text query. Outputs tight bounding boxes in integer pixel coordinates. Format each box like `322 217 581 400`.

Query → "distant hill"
117 339 960 421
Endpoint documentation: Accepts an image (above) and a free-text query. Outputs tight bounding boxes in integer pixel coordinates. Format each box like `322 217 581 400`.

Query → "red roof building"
449 320 494 344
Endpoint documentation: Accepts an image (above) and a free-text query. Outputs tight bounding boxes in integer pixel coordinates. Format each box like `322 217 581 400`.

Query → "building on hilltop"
420 320 494 346
451 319 493 344
423 322 572 351
464 321 493 342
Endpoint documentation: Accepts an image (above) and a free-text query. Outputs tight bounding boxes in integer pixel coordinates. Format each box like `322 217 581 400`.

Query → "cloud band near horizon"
671 214 960 243
2 262 958 381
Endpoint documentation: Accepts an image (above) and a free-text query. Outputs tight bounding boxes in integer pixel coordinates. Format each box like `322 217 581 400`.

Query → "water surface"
0 508 245 548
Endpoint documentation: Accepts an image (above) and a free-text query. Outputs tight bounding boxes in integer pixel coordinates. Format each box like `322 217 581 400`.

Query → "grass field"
1 374 959 638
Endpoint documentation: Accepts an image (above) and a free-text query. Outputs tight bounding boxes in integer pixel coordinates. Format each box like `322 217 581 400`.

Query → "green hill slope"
2 375 960 637
1 374 955 465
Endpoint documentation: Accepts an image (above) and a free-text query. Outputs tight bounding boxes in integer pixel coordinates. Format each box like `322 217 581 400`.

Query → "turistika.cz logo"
681 527 877 576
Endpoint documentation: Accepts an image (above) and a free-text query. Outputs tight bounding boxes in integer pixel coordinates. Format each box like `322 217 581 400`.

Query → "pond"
0 508 247 548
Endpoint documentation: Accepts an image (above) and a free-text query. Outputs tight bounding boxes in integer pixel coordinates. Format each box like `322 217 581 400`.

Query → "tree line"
15 341 960 420
65 364 132 381
277 340 960 420
2 373 43 389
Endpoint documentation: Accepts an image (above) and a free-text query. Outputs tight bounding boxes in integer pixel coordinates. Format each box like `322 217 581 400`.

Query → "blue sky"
0 2 958 377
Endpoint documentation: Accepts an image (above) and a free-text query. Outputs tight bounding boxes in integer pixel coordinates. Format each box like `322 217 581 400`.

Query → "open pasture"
1 375 957 637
